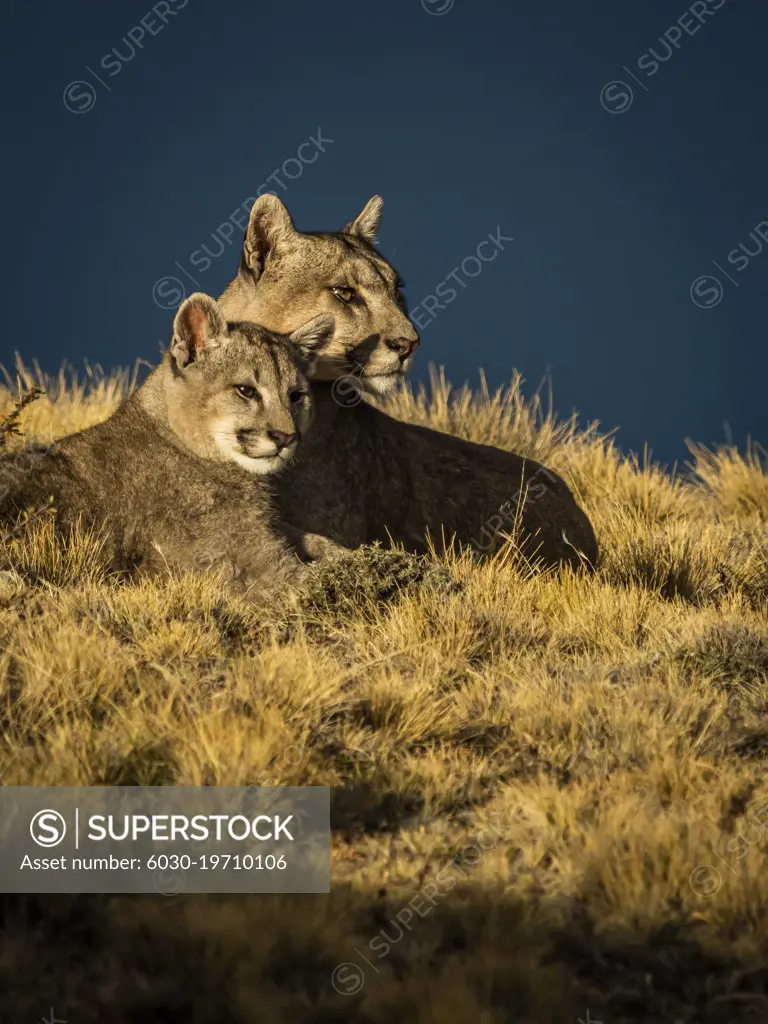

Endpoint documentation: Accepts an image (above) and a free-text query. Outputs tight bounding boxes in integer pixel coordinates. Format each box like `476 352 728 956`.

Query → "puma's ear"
288 314 335 372
243 194 297 280
171 293 226 367
343 195 383 244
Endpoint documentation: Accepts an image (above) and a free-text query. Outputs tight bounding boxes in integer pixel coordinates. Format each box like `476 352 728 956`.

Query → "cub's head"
165 293 333 474
222 194 419 396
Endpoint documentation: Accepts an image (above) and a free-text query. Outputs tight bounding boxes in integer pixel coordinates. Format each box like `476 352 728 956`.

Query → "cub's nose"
385 336 420 359
267 429 297 452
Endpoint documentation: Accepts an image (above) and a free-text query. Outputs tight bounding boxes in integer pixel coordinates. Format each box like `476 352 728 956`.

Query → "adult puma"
218 195 598 570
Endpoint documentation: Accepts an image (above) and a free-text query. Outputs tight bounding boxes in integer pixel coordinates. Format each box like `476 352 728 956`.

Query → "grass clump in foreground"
1 359 768 1023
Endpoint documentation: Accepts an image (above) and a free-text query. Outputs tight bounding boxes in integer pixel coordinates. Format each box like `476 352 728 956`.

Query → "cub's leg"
278 524 351 563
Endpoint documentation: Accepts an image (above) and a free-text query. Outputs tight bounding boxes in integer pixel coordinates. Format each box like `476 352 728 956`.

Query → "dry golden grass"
1 358 768 1023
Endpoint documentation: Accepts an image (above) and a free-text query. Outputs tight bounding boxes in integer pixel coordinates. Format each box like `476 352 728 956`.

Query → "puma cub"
0 294 336 598
218 194 599 570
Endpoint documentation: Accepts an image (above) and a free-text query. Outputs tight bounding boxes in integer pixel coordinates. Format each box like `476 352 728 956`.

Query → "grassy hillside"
1 359 768 1023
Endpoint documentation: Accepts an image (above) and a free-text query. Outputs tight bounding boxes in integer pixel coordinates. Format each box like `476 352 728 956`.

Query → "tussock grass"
689 440 768 519
1 361 768 1023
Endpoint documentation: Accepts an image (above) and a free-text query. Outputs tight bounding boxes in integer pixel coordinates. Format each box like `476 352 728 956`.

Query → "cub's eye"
330 286 357 304
289 390 307 405
235 384 260 400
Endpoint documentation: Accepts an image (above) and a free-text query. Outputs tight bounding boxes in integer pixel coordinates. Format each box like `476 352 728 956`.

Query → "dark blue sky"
2 0 765 463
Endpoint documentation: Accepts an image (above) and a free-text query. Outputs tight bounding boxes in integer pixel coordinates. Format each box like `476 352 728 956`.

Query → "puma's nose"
267 429 297 451
385 336 419 359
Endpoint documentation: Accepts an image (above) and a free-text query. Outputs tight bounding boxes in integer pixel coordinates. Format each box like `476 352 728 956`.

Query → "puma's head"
163 293 333 474
219 194 419 396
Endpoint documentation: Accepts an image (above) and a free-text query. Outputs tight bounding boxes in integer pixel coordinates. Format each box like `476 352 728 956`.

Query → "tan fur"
218 196 599 570
0 295 340 599
220 194 418 396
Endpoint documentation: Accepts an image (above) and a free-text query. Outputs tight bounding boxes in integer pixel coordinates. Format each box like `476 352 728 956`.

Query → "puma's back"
271 386 597 569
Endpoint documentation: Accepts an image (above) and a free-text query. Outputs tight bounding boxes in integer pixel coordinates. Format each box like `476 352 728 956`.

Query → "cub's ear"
171 293 227 368
288 314 335 372
343 195 383 244
243 194 297 280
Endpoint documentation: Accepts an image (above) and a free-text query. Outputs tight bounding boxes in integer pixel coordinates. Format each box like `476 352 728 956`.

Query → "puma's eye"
331 286 357 304
289 390 307 405
235 385 259 400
